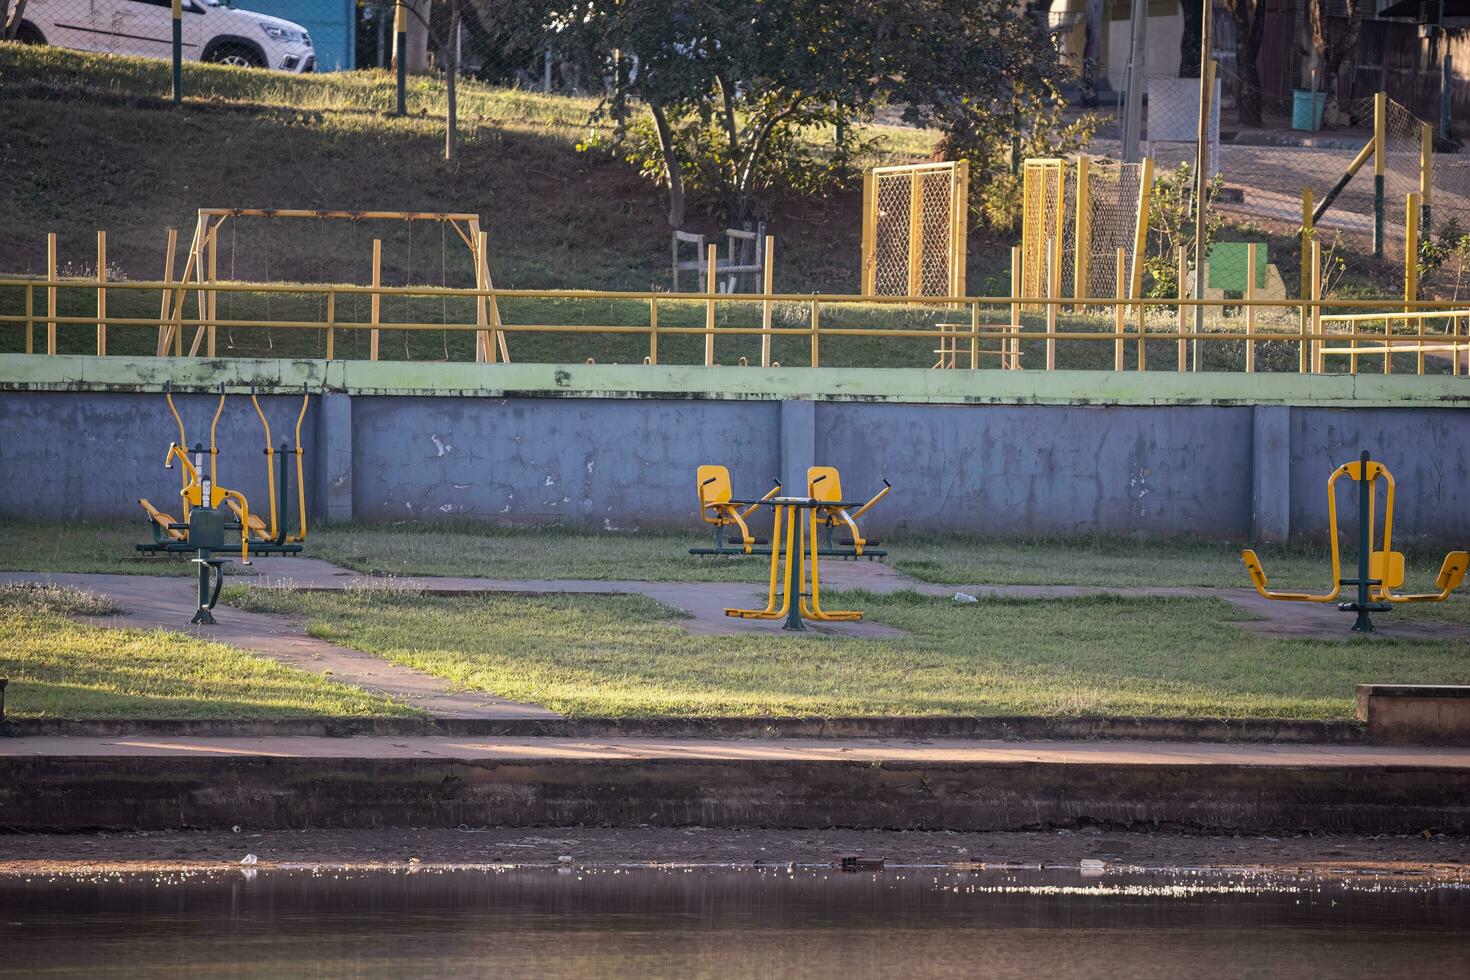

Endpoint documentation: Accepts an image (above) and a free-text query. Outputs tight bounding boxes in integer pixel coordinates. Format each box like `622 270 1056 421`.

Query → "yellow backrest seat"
807 466 843 503
1370 551 1406 589
1437 552 1469 592
697 464 734 523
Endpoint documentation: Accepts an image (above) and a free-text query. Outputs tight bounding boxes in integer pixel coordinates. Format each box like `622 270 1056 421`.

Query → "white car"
14 0 315 72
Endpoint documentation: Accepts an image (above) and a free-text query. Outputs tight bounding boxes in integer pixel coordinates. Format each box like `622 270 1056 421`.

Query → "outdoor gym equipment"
806 467 890 559
687 466 890 560
724 494 865 631
1242 450 1468 633
689 465 782 555
137 382 307 560
249 384 310 548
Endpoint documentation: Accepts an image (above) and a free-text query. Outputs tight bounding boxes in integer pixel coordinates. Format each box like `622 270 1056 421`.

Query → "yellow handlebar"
250 387 280 543
208 385 225 489
289 388 309 543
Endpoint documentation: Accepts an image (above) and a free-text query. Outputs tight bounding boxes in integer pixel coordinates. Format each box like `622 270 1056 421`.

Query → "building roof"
1377 0 1470 19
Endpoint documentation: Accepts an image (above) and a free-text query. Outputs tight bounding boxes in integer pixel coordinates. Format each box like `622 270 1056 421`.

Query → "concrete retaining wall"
2 755 1466 834
2 359 1468 542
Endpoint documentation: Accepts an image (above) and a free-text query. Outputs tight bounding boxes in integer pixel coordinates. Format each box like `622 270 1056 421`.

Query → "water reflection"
2 866 1467 978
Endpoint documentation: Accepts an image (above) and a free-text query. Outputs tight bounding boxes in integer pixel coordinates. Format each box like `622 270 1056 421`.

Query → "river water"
2 866 1466 978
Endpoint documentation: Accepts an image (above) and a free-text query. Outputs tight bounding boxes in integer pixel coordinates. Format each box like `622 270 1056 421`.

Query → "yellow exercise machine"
249 384 310 548
714 465 894 630
806 466 890 558
138 382 308 561
724 492 864 630
1242 450 1467 632
689 465 782 555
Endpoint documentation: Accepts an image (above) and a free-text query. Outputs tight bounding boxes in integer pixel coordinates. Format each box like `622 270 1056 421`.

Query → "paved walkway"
211 555 1470 642
0 568 556 720
2 734 1466 767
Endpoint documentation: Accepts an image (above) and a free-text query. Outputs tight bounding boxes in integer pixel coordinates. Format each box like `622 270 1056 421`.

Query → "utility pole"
1120 0 1148 163
1191 0 1214 365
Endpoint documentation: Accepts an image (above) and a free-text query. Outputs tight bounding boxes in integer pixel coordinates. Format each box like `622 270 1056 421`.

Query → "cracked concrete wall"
1289 408 1470 543
815 403 1256 538
0 391 316 524
2 391 1467 543
349 396 781 528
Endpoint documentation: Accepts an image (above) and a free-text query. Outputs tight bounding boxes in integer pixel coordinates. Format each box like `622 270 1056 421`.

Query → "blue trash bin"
1292 90 1326 132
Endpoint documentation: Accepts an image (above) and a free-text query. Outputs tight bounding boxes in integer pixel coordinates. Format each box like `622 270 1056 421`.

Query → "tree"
1305 0 1365 126
1179 0 1203 78
1221 0 1266 125
499 0 1071 230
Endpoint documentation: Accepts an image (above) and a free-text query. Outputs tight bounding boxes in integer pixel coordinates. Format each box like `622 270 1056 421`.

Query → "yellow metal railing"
2 276 1468 376
1319 309 1470 377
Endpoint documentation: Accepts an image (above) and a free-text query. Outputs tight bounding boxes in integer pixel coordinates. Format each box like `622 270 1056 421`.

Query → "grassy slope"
0 583 416 718
0 46 931 292
2 47 1440 373
230 587 1470 719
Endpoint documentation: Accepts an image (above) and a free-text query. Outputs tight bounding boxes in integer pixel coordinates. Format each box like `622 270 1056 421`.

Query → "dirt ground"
0 827 1464 880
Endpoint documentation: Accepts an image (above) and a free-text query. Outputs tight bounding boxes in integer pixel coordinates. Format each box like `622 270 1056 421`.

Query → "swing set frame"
154 208 508 363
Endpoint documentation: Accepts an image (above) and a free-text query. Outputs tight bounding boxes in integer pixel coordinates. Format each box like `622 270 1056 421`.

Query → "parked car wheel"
12 21 46 44
206 43 264 69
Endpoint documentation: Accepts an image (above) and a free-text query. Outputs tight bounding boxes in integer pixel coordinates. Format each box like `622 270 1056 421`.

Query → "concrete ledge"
3 354 1468 407
1 715 1368 744
1 753 1464 834
1358 685 1470 746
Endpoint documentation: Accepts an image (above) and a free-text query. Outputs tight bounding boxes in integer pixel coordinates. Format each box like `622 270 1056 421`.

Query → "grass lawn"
0 523 191 576
6 520 1461 596
890 534 1466 592
0 583 416 718
228 587 1470 720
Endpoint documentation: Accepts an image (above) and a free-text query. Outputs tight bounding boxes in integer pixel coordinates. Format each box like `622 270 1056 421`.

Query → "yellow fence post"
325 290 335 361
810 299 820 368
860 168 876 296
95 230 107 356
24 283 33 354
705 242 717 366
1131 157 1153 373
648 296 658 366
1045 240 1058 370
1009 245 1022 369
969 299 979 370
951 159 969 297
1421 121 1433 236
1311 238 1323 374
156 227 177 357
46 232 57 355
1300 188 1313 373
1113 248 1126 372
1373 92 1386 258
1407 191 1421 375
370 238 382 361
907 171 924 296
1176 246 1188 372
206 221 218 357
761 234 774 367
1074 155 1091 307
1244 242 1257 373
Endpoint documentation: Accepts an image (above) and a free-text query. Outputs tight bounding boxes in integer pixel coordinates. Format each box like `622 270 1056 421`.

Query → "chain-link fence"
864 163 967 298
1083 59 1452 303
